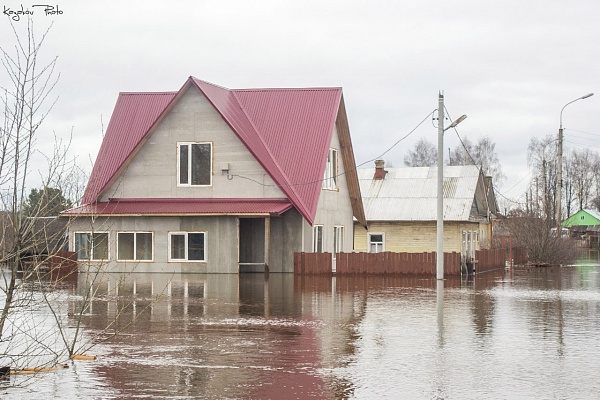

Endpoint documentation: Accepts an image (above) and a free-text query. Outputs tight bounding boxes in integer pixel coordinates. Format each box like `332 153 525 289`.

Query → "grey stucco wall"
69 215 239 274
268 208 303 272
310 125 355 254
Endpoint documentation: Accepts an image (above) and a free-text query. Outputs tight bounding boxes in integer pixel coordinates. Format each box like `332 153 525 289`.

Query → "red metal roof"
62 198 294 216
82 92 177 205
79 77 354 224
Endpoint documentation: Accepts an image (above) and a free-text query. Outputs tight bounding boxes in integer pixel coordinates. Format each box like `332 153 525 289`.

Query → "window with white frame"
313 225 324 252
117 232 153 261
334 226 344 255
368 233 384 253
169 232 206 262
178 142 212 186
74 232 109 261
322 148 338 190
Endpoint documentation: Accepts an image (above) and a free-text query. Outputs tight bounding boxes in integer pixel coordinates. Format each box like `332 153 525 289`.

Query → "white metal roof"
583 209 600 221
357 165 482 222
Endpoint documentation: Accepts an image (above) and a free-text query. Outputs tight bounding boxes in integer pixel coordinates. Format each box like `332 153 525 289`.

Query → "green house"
561 209 600 248
562 209 600 227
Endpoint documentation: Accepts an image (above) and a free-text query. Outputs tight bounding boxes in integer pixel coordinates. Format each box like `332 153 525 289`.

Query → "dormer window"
178 142 212 186
322 148 338 190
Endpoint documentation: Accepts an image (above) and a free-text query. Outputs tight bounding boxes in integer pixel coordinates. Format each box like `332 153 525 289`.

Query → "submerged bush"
505 212 579 266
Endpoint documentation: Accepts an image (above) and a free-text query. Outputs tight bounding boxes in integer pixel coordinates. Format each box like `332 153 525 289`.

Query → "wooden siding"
354 221 492 253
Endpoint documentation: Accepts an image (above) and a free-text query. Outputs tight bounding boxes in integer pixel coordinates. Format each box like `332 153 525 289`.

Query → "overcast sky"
2 0 599 211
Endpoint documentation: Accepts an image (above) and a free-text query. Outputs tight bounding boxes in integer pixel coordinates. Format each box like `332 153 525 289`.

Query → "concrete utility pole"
556 93 593 234
437 93 444 280
437 93 466 280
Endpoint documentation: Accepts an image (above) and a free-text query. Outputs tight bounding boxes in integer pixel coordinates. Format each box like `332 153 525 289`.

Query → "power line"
567 128 600 137
443 106 478 166
228 109 436 188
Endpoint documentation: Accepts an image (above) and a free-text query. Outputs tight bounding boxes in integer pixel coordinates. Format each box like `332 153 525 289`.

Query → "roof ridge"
233 87 341 92
107 197 291 203
189 76 230 91
119 91 178 95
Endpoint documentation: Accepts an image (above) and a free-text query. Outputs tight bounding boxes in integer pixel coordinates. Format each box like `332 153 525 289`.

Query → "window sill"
177 184 213 188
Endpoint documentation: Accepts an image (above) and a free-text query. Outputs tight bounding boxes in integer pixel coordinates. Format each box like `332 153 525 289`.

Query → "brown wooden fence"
293 252 333 275
510 247 528 265
474 248 505 273
335 251 461 275
294 249 509 276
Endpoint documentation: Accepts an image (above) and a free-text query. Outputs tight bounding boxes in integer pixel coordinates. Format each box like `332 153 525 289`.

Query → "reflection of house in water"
72 272 509 397
562 209 600 248
75 274 362 398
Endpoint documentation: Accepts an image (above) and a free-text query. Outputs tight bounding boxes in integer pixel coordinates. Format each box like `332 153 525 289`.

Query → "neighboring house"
62 77 366 274
1 212 68 265
561 209 600 247
354 161 498 260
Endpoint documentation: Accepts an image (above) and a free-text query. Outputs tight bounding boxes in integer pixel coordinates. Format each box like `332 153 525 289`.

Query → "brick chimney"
373 159 387 180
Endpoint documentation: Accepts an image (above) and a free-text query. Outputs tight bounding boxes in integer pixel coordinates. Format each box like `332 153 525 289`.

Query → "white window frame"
368 232 385 253
322 148 338 190
313 225 324 253
177 142 213 187
168 231 207 262
117 231 154 262
333 225 344 255
73 231 109 261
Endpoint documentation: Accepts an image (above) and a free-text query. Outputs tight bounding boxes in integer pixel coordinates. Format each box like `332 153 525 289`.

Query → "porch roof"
61 198 294 216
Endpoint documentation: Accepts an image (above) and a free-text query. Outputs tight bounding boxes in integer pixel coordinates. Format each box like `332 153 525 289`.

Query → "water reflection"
4 266 600 399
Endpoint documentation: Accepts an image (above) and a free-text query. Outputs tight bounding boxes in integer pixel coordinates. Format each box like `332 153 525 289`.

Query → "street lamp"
556 93 594 233
437 92 467 280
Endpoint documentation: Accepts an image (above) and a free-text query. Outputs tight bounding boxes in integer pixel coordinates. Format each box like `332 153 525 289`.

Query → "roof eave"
336 94 367 229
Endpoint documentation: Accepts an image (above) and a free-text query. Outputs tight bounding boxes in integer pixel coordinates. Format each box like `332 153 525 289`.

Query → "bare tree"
472 137 505 186
403 138 437 167
449 136 474 166
591 157 600 212
506 209 578 266
0 19 60 340
0 19 86 377
562 150 576 218
527 135 557 220
450 136 504 186
567 149 597 212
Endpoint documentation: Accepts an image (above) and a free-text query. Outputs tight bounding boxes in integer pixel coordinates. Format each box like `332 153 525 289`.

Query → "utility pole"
437 93 444 280
437 93 466 280
556 93 593 234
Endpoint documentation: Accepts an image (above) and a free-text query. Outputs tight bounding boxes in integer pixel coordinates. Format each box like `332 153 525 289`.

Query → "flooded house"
561 208 600 247
354 161 498 262
61 77 366 273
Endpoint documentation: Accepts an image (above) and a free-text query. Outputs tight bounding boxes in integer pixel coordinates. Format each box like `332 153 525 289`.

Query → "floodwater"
3 262 600 399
